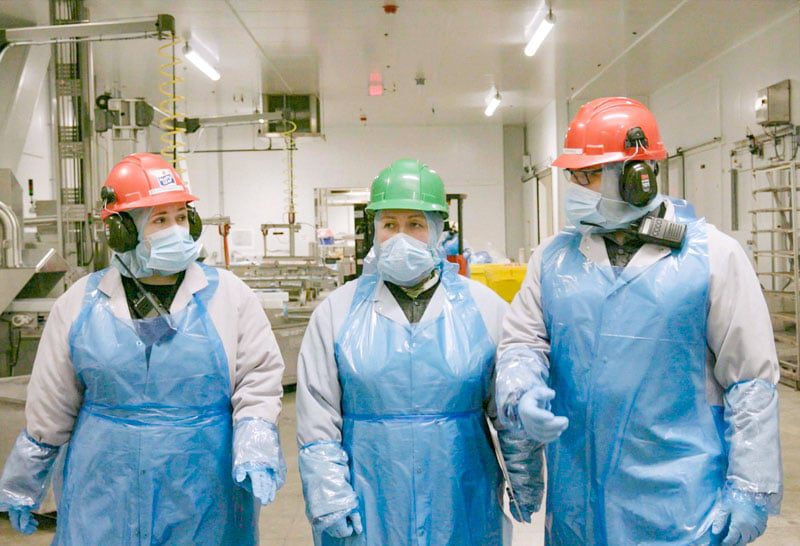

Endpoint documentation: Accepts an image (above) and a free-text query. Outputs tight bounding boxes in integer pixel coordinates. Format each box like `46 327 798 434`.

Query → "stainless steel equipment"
231 258 338 303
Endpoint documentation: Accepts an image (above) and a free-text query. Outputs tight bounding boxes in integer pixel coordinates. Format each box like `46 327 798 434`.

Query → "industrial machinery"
732 80 798 389
0 5 177 379
314 188 370 279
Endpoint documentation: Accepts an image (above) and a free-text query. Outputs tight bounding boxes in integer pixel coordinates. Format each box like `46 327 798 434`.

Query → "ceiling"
1 0 797 128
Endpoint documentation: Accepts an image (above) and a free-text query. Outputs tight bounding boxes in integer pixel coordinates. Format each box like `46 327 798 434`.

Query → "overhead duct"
261 94 322 136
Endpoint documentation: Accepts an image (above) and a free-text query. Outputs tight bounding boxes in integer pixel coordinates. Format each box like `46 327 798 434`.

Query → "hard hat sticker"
151 169 177 187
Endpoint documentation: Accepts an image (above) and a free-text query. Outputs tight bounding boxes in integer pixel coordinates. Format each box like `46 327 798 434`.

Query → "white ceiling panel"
0 0 796 127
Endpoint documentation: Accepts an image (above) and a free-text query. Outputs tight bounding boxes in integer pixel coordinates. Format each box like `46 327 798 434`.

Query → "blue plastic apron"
330 267 505 546
55 264 256 545
540 209 726 545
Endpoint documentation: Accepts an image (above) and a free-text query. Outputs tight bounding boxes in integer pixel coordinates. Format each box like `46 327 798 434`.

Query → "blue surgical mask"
377 233 436 286
138 225 200 275
565 183 661 233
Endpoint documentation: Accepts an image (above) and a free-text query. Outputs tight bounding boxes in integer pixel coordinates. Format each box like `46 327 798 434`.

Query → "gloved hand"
7 507 38 535
234 467 277 506
324 511 363 538
508 501 533 524
711 494 768 546
517 386 569 444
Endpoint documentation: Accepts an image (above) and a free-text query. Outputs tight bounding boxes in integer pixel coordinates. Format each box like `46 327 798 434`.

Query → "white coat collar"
578 199 677 285
371 277 447 326
98 261 209 319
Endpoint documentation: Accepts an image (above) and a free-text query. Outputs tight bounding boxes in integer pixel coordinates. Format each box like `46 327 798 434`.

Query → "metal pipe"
666 136 723 199
457 198 464 255
0 201 23 267
185 147 287 154
48 53 64 262
668 136 722 159
23 216 59 225
681 153 686 199
4 15 173 43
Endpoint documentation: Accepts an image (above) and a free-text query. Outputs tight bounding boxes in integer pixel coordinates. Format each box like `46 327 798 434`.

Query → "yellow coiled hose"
157 35 186 172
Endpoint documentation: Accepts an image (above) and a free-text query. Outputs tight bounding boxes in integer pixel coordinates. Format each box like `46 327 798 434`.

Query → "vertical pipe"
790 162 800 388
457 196 464 255
731 168 739 231
680 152 687 199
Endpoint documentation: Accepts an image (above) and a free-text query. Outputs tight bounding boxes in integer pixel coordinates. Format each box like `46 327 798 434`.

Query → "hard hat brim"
365 199 448 219
101 192 199 220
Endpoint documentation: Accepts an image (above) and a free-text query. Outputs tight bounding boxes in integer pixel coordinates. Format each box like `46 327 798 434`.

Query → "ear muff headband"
618 127 659 207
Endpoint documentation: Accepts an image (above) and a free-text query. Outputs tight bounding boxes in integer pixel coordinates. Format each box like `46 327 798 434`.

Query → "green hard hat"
366 159 448 218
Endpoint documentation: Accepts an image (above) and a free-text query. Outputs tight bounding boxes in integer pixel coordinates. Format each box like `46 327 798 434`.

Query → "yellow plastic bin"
469 264 490 286
469 264 527 302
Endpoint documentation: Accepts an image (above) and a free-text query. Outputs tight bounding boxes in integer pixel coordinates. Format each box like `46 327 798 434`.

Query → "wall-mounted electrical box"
755 80 791 127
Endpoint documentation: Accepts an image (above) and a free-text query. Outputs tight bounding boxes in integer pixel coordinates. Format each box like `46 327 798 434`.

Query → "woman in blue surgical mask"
296 158 544 545
0 153 287 545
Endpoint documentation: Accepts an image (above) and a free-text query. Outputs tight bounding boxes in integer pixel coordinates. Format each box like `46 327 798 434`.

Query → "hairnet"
363 211 445 276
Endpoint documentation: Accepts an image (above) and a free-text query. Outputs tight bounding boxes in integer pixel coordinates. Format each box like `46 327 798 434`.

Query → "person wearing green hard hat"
296 158 545 545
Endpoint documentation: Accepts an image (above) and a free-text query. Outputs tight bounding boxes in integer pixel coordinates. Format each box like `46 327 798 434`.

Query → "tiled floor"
2 386 798 545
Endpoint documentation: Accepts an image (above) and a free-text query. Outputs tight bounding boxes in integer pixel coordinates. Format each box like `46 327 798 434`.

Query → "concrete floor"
1 385 798 545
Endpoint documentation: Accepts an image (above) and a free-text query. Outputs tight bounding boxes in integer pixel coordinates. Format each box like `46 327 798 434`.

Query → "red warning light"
368 71 383 96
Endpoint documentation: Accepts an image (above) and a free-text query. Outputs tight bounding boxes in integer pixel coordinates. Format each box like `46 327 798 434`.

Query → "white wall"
523 100 560 244
503 125 525 261
183 124 506 263
15 66 53 216
649 9 800 246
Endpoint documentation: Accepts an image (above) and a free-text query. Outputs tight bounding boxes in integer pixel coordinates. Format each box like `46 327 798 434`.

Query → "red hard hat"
552 97 667 170
100 153 198 220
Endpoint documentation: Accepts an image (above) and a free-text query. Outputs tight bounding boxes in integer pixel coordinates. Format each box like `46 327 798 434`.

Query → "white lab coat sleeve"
494 238 558 430
295 283 360 528
296 285 354 446
228 273 285 424
705 226 780 388
497 237 557 361
470 279 546 517
25 278 87 446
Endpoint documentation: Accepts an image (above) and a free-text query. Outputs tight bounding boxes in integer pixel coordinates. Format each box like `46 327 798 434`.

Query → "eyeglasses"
565 167 603 186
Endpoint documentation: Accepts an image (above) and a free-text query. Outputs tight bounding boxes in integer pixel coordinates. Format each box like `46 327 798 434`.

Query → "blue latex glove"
324 511 363 538
234 467 277 506
711 494 768 546
8 507 38 535
518 386 569 444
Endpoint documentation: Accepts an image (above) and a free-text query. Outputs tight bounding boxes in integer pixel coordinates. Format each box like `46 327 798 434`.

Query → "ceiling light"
484 91 501 117
183 43 220 81
524 10 555 57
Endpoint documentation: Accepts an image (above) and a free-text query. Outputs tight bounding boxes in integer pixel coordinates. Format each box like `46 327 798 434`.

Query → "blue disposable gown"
540 209 727 544
328 267 507 545
54 264 257 545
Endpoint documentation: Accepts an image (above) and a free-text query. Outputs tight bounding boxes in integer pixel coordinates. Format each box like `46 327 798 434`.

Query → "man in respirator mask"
296 159 544 544
495 97 782 545
0 153 287 544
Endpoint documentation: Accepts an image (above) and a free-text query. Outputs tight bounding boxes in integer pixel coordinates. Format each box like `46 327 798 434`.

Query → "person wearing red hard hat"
494 98 782 544
0 153 287 544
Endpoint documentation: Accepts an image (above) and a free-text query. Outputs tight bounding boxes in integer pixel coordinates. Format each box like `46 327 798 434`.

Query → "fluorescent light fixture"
524 10 555 57
484 91 501 117
183 43 220 81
